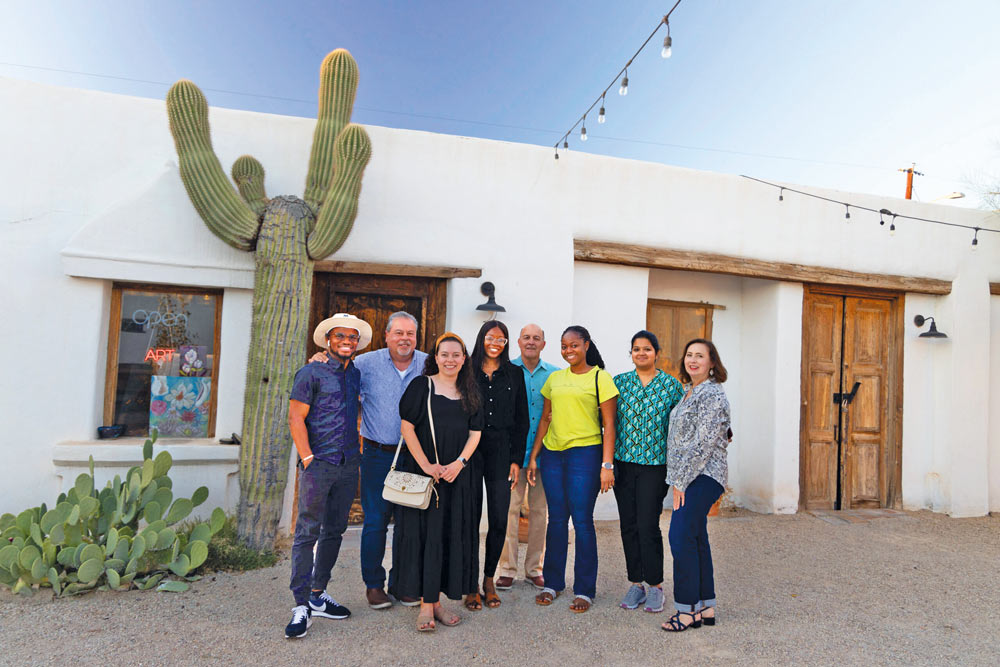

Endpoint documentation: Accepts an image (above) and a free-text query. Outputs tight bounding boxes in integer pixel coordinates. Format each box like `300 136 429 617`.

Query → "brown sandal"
433 606 461 627
535 588 559 606
464 593 482 612
569 596 592 613
482 581 501 609
417 610 436 632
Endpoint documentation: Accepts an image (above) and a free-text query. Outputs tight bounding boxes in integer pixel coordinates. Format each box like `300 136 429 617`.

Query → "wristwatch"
601 462 614 471
458 457 468 468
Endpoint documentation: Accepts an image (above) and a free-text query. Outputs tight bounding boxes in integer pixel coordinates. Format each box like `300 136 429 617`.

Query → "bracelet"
302 454 314 462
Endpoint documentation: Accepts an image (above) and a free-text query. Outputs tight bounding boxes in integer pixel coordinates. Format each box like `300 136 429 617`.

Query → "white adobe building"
1 76 998 528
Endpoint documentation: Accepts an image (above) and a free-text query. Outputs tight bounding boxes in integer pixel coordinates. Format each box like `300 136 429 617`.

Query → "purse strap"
595 369 603 432
388 376 441 471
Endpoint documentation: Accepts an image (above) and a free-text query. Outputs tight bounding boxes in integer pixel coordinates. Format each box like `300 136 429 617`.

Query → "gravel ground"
1 508 998 666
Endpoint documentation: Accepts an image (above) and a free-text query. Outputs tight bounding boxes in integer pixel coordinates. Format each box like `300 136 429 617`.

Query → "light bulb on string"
619 70 629 96
563 139 569 151
778 188 784 202
879 208 891 226
554 147 559 160
661 20 672 58
598 95 606 124
972 228 980 250
889 216 897 236
844 205 851 221
580 119 588 142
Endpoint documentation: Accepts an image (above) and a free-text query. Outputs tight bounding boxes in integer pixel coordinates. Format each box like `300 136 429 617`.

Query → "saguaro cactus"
166 50 372 550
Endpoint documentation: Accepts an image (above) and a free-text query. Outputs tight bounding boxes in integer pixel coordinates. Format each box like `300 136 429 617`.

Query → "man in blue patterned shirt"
285 313 371 639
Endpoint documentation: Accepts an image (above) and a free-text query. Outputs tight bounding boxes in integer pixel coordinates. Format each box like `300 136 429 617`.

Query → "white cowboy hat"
313 313 373 351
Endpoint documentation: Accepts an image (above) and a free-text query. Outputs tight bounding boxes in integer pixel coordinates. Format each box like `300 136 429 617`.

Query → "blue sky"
3 0 999 208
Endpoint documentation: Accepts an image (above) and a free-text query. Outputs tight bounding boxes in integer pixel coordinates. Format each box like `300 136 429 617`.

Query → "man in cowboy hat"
285 313 372 639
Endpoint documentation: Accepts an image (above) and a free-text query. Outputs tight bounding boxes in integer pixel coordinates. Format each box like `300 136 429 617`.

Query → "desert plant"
164 49 372 550
0 432 225 596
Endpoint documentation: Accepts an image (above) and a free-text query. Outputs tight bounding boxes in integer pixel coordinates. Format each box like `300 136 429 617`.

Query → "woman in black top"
390 333 484 632
464 320 529 611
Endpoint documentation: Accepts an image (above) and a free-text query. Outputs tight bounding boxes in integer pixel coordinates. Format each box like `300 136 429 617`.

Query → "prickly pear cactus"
165 50 372 550
0 432 224 596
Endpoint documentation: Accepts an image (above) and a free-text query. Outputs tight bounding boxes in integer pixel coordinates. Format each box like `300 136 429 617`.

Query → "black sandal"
701 607 717 626
661 611 702 632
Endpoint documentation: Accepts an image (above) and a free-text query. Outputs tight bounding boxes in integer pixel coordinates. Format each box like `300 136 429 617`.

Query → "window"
104 284 222 438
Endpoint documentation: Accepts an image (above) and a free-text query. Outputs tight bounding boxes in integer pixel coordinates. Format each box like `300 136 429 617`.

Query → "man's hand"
508 463 520 490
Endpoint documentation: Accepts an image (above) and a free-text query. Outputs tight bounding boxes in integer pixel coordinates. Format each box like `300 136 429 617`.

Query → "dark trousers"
471 431 511 579
667 474 724 612
360 441 397 589
613 459 668 586
289 458 359 606
539 444 601 598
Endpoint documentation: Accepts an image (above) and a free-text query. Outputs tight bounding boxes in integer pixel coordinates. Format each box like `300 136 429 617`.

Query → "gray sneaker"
643 586 664 613
619 584 646 609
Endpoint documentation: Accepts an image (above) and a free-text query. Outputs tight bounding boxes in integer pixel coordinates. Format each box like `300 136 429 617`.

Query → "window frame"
103 282 224 437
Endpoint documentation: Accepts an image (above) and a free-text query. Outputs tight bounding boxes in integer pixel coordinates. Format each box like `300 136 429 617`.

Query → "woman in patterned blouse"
662 338 731 632
612 330 684 614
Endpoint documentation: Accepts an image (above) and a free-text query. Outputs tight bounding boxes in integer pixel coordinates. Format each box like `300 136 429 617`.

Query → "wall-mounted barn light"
475 281 506 315
914 315 947 338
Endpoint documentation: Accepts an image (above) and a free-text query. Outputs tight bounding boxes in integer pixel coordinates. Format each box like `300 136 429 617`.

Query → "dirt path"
1 509 998 666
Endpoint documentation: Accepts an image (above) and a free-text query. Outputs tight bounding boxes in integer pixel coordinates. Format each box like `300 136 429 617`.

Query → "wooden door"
800 287 902 510
646 299 714 380
310 273 448 355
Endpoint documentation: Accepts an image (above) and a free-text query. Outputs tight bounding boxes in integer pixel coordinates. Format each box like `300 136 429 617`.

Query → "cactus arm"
166 80 260 251
231 155 269 218
303 49 360 213
307 124 371 259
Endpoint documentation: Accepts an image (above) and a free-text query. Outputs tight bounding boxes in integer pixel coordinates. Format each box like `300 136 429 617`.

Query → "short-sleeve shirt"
353 348 429 444
540 366 619 451
511 356 559 467
613 369 684 466
289 353 361 465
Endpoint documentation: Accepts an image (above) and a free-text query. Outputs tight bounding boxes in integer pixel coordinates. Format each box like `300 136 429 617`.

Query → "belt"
363 438 399 453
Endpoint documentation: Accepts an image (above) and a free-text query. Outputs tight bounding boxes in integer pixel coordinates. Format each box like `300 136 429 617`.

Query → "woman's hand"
441 461 464 483
508 463 520 490
420 460 444 481
526 457 538 487
600 467 615 493
673 486 685 510
308 352 326 364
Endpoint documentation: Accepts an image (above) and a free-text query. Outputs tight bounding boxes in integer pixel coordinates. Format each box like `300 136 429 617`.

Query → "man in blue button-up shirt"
285 313 370 639
353 312 428 610
497 324 559 590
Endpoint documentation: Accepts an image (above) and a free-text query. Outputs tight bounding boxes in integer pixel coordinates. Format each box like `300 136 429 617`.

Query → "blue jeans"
290 458 358 606
539 444 601 599
360 441 397 590
667 474 724 612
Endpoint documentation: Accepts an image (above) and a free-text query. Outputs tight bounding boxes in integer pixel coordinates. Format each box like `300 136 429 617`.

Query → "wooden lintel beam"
574 240 952 296
990 282 1000 296
314 260 481 279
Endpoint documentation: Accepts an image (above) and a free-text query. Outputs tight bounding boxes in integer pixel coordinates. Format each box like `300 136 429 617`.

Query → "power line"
741 175 998 248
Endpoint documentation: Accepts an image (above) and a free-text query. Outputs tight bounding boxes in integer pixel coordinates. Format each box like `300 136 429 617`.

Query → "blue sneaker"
620 584 646 610
309 591 351 620
285 605 312 639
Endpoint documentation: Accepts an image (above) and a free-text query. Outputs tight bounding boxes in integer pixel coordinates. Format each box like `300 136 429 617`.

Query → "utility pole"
898 163 923 199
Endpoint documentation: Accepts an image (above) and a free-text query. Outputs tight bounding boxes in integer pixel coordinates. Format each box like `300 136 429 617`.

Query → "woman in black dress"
390 332 484 632
465 320 528 611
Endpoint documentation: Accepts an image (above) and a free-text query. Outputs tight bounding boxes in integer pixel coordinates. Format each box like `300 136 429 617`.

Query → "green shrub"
202 515 278 572
0 431 224 596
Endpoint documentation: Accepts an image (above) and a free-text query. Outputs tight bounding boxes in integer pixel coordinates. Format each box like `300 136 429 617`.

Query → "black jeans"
289 458 359 606
471 431 511 580
613 459 668 586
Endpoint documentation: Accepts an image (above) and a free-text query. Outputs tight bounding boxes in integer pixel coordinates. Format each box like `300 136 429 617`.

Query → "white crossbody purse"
382 377 440 510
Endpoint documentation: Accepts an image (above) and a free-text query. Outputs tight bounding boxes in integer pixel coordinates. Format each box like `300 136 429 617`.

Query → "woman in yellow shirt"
526 325 618 613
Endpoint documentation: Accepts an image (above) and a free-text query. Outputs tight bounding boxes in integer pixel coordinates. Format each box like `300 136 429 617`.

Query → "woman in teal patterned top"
612 330 684 614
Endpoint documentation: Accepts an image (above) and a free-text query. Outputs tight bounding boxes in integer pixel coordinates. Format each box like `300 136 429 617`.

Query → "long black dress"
389 377 484 604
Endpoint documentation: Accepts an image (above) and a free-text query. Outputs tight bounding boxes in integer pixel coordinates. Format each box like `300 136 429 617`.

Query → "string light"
742 175 999 249
563 140 569 150
554 148 559 160
778 187 784 202
554 1 683 160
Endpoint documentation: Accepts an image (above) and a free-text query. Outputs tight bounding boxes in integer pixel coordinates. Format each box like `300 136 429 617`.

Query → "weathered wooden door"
800 287 902 510
646 299 714 380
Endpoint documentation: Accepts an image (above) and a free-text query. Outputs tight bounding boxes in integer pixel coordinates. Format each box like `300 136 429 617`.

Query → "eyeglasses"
484 336 507 345
329 333 360 342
